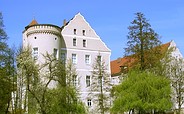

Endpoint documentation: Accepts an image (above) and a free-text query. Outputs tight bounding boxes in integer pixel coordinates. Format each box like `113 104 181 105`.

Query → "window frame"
83 39 86 47
33 47 38 60
86 75 90 87
53 48 58 59
82 30 86 36
85 55 91 64
61 52 66 62
72 54 77 64
97 55 102 63
74 29 77 35
87 99 92 107
73 38 77 46
72 75 77 87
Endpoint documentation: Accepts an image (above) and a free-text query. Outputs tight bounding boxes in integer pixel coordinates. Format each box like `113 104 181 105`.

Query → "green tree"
111 70 172 114
125 12 162 71
47 59 86 114
16 47 86 114
89 55 111 114
0 12 15 113
16 47 40 113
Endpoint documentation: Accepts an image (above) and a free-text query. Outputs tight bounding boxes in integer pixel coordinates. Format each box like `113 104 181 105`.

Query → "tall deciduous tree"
48 59 86 114
125 12 162 70
16 47 86 114
111 70 172 114
89 55 111 114
16 47 40 113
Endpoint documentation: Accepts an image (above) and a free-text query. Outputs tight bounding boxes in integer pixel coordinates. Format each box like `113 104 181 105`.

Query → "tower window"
34 37 37 39
82 30 85 36
73 38 76 46
74 29 77 35
83 40 86 47
33 47 38 60
53 48 58 59
72 54 77 64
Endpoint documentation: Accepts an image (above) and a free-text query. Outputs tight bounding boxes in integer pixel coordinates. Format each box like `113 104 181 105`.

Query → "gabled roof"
111 42 171 76
61 12 111 52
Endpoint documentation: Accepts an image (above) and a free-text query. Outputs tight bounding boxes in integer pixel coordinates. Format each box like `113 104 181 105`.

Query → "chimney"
63 19 67 26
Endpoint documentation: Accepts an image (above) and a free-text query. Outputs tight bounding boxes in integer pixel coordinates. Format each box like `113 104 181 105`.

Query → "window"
74 29 77 35
53 48 58 59
85 55 90 64
97 55 101 63
87 99 92 107
61 53 66 62
72 75 77 86
73 38 76 46
82 30 85 36
98 76 103 86
33 47 38 60
72 54 77 64
83 40 86 47
86 75 90 87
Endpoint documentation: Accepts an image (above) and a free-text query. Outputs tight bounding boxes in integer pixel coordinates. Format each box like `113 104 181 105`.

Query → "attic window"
83 40 86 47
74 29 77 35
73 38 77 46
34 37 37 39
82 30 86 36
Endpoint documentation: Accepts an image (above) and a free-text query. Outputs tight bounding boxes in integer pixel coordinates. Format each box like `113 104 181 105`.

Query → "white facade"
22 13 111 112
23 23 61 64
61 13 111 112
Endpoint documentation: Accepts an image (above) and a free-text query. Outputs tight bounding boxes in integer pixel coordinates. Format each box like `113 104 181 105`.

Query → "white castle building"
22 13 111 112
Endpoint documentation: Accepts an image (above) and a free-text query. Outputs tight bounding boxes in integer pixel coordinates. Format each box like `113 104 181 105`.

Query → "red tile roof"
29 19 38 26
111 42 171 76
111 56 136 76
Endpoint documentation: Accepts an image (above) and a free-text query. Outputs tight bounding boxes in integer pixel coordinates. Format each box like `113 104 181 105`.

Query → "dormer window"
74 29 77 35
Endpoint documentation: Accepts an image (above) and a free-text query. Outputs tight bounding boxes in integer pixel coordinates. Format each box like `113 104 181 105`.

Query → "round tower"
23 19 62 63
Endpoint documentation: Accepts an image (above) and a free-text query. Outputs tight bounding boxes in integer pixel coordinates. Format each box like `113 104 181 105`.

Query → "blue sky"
1 0 184 60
